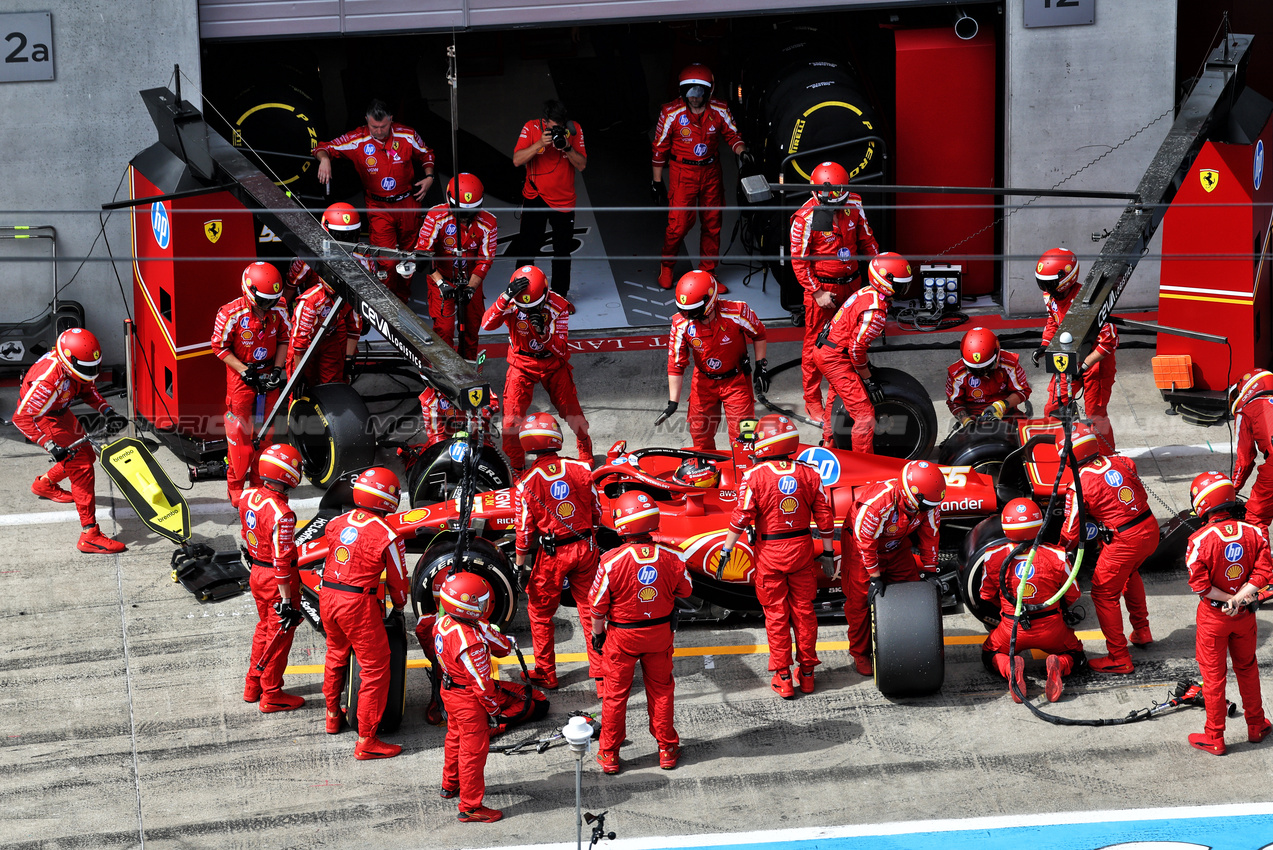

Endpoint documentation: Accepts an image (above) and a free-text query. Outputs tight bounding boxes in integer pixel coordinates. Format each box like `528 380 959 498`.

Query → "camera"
550 124 571 151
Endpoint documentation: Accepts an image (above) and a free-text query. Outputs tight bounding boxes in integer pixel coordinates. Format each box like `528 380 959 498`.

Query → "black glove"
651 179 668 205
1078 360 1092 376
752 358 771 395
528 310 548 336
43 440 70 463
818 552 837 578
240 363 263 392
738 149 756 169
1062 603 1086 627
1031 346 1047 367
102 408 130 436
867 576 886 604
274 600 303 631
654 400 679 427
865 379 885 406
258 366 285 391
715 548 732 579
506 275 531 301
591 631 607 652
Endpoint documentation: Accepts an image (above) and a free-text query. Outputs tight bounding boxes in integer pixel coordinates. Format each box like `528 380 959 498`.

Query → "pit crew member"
1230 369 1273 528
286 205 365 386
947 327 1031 425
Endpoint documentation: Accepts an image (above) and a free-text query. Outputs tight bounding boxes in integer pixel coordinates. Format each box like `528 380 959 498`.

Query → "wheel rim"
873 398 927 459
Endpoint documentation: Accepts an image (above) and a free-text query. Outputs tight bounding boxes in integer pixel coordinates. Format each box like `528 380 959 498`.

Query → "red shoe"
354 736 402 760
1129 627 1154 648
852 655 873 676
1249 721 1272 744
658 743 681 770
243 677 262 703
771 669 796 699
657 266 674 289
32 475 74 503
1188 732 1226 755
525 668 559 690
716 282 730 294
1089 654 1135 674
439 785 459 799
1045 655 1065 703
78 525 126 554
797 666 816 694
458 805 503 823
596 749 620 775
1009 655 1026 704
228 488 242 510
326 709 348 734
259 690 305 713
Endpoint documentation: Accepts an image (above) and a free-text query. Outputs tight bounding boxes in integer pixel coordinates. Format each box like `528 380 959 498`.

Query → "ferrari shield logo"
468 387 485 407
1200 169 1220 193
1052 353 1069 373
204 220 223 243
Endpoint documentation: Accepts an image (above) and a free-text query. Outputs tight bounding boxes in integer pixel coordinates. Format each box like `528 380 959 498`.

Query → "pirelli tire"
407 438 514 508
287 383 376 489
832 367 938 460
872 579 945 697
411 537 519 629
345 609 408 735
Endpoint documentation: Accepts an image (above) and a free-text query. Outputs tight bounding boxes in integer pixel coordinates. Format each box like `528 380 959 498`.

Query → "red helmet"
673 457 720 489
753 414 800 458
678 64 714 100
866 252 912 298
810 161 851 206
438 571 492 621
508 265 550 310
674 270 718 319
351 466 401 513
54 328 102 382
960 327 1000 371
241 261 284 308
1190 471 1237 519
322 202 361 233
1068 422 1102 466
1229 369 1273 417
1000 498 1044 543
258 443 303 489
612 490 661 537
1035 248 1080 297
900 460 946 511
447 173 484 211
518 412 563 454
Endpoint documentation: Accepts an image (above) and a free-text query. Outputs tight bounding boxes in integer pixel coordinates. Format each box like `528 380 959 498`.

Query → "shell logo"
1117 486 1135 504
638 587 658 602
779 496 798 514
711 544 753 581
1226 563 1245 581
334 546 350 563
245 531 258 547
401 508 430 524
365 156 377 167
556 502 576 520
1020 581 1037 599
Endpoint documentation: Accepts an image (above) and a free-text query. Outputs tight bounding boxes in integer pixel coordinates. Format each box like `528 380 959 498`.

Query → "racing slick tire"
287 383 376 489
832 367 937 460
957 516 1009 630
406 437 514 508
345 609 408 735
872 579 945 697
1139 508 1201 573
411 536 519 629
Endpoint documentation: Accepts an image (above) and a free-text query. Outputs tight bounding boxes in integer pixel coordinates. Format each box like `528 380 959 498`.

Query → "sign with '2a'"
2 13 54 82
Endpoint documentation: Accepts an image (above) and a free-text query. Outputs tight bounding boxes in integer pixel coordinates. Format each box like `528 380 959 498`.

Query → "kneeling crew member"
980 499 1087 703
947 327 1030 426
590 491 693 774
1230 369 1273 529
1183 471 1273 755
720 414 835 698
321 467 409 759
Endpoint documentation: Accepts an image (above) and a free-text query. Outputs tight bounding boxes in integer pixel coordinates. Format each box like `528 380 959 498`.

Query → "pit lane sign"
1 13 54 82
1023 0 1094 28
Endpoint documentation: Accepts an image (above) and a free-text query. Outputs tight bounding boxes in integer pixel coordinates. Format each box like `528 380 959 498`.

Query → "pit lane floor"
2 342 1270 850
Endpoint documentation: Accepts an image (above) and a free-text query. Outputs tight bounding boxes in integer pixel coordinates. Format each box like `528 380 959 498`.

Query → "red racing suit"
728 459 835 671
480 290 591 470
1060 455 1157 662
240 487 299 695
812 287 889 451
842 480 941 659
1185 516 1272 740
514 453 603 678
667 301 766 450
314 124 434 300
651 98 744 273
979 543 1084 666
433 613 516 812
946 351 1031 421
320 509 410 737
589 538 693 754
287 282 361 385
13 353 112 526
211 296 291 504
1042 288 1118 451
414 204 497 359
417 385 499 448
1233 395 1273 527
789 195 879 420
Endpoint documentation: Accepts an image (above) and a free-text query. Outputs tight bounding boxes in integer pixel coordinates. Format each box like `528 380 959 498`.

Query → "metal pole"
575 757 583 850
123 319 136 438
448 40 459 185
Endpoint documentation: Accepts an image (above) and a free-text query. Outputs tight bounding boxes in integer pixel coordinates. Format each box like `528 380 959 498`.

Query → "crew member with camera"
211 262 291 508
946 327 1031 426
789 162 879 422
480 266 592 471
413 173 498 359
15 327 129 553
1229 369 1273 529
286 204 365 386
508 100 587 297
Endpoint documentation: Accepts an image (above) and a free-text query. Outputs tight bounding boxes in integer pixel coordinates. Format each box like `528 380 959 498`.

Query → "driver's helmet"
673 457 720 489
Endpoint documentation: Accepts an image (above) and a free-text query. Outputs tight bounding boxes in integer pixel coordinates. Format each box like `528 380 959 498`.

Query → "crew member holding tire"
843 460 945 675
1183 471 1273 755
789 161 879 422
314 99 436 301
590 491 693 774
719 414 835 698
513 413 604 694
212 262 291 508
1230 369 1273 529
15 327 129 553
946 327 1031 425
662 270 768 451
412 174 498 359
1058 423 1156 674
813 253 911 452
1034 248 1118 451
979 499 1087 704
240 444 306 713
480 266 592 471
651 64 749 289
320 467 409 759
287 205 365 386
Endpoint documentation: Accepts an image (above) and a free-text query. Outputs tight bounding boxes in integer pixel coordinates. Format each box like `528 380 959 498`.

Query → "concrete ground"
2 335 1269 850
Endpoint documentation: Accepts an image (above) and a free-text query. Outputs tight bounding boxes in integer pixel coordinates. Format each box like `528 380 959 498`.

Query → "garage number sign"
1023 0 1094 28
2 12 53 82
